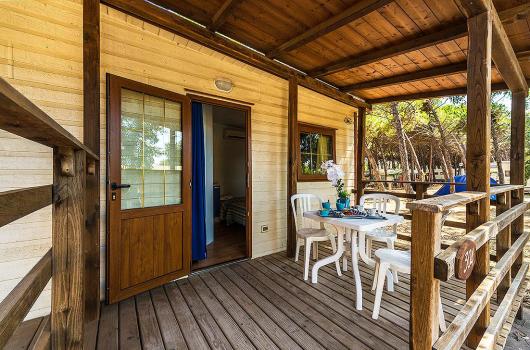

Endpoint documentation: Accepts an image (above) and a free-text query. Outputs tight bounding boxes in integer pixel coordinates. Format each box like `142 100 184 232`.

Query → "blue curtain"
191 102 207 261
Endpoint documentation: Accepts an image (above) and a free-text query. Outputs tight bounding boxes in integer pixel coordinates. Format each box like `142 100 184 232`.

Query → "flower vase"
336 197 350 210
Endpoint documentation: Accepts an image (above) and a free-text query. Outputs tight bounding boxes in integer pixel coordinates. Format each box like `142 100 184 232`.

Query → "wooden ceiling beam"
309 3 528 79
266 0 393 59
101 0 370 108
455 0 527 93
208 0 242 32
309 24 468 78
367 79 530 104
341 62 468 92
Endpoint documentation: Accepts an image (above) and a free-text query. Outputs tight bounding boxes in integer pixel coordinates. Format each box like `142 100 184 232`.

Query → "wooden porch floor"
8 242 518 350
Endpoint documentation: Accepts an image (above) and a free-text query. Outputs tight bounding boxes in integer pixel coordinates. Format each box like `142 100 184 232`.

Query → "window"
298 123 336 181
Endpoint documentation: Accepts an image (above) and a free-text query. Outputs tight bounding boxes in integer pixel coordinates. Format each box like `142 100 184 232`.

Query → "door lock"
111 182 131 190
111 192 117 201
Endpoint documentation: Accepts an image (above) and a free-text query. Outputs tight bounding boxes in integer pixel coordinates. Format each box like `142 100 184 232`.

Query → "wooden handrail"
363 180 466 185
432 232 529 350
476 263 529 350
400 213 466 229
0 186 53 228
434 201 530 281
489 184 525 195
0 249 52 348
406 191 487 213
0 77 98 160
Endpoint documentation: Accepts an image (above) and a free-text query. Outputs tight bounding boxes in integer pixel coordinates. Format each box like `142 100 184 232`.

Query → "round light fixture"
214 78 233 92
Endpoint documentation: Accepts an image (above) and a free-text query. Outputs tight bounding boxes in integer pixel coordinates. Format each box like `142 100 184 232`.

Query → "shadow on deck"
7 243 515 349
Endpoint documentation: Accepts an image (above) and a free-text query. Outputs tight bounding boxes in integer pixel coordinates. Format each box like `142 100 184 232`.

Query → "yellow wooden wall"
0 0 356 318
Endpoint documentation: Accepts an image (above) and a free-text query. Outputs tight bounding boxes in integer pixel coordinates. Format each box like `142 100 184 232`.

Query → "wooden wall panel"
0 0 359 318
0 0 83 320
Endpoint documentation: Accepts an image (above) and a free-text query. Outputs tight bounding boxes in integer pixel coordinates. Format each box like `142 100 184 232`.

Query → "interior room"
191 102 248 270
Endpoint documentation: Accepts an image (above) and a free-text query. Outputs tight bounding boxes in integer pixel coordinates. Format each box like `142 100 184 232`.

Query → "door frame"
187 93 252 261
105 74 192 303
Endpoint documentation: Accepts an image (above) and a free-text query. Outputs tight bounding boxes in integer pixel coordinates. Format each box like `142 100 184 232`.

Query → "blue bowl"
319 209 330 217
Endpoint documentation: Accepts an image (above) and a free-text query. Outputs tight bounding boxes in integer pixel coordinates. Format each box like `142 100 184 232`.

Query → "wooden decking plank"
149 287 188 350
239 260 372 350
96 303 118 350
252 258 403 350
4 317 42 350
197 272 284 350
164 283 210 349
117 298 141 350
267 252 412 331
233 262 359 350
221 266 327 350
135 292 165 350
226 264 348 350
84 317 99 350
263 254 410 347
187 275 255 350
208 269 304 350
177 279 233 350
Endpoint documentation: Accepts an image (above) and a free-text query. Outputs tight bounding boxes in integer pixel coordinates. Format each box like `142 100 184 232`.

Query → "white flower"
321 161 344 187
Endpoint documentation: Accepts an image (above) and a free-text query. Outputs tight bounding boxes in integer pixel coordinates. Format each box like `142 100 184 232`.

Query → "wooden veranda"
0 0 529 350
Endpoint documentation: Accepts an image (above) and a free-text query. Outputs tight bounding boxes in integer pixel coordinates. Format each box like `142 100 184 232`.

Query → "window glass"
298 125 335 179
121 88 183 209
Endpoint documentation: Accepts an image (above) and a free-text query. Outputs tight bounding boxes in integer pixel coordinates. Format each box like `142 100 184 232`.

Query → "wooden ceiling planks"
143 0 529 101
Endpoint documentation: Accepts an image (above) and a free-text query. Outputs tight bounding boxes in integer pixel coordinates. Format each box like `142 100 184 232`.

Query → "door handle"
111 182 131 190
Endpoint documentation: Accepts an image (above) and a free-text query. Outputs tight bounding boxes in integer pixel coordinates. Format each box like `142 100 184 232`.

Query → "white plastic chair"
371 211 451 330
355 193 401 280
291 193 340 280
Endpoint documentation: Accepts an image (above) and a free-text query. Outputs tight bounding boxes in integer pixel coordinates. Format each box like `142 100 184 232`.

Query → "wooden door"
107 75 191 303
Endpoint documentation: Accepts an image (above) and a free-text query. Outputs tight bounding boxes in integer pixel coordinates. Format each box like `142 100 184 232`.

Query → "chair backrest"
360 193 400 215
290 193 323 232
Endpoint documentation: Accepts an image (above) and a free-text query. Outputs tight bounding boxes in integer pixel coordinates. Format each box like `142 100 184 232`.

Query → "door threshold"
190 257 249 274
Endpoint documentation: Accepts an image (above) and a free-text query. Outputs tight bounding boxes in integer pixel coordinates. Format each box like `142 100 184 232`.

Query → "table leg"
311 231 344 284
350 230 363 310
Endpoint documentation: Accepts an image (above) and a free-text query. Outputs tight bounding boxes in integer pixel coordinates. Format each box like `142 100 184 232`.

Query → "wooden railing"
406 186 529 350
0 77 99 349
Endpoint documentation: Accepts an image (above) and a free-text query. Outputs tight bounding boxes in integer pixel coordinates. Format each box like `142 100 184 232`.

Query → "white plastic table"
303 211 405 310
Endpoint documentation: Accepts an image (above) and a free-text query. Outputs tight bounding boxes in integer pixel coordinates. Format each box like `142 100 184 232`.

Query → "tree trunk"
365 139 385 191
390 102 414 193
491 111 505 184
405 132 425 181
423 99 455 191
429 141 434 182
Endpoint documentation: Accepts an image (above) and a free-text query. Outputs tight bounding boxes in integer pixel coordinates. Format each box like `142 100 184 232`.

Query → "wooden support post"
83 0 100 322
496 191 512 302
415 183 428 200
52 148 86 349
355 107 366 204
287 75 298 258
410 209 442 349
465 10 492 348
510 90 527 319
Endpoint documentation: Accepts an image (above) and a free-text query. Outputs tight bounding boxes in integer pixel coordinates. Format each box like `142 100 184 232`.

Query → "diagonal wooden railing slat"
0 186 53 228
0 249 52 348
434 201 530 281
432 232 530 350
476 263 529 350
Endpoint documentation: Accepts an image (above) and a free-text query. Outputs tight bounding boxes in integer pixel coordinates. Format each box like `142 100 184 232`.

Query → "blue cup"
322 201 331 209
336 202 346 211
319 209 330 217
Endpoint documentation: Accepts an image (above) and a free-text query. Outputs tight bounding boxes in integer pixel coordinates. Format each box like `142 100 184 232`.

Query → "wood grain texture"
52 149 86 349
83 0 101 323
286 76 297 258
496 191 512 302
465 11 492 347
208 0 243 32
0 186 52 228
406 191 487 213
100 0 369 108
267 0 393 58
410 210 442 350
0 250 51 349
433 232 530 350
355 108 366 204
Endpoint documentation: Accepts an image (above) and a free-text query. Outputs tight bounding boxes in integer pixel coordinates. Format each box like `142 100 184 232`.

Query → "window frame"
297 122 337 182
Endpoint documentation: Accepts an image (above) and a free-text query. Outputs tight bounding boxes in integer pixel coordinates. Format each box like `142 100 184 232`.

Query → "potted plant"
321 160 350 210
